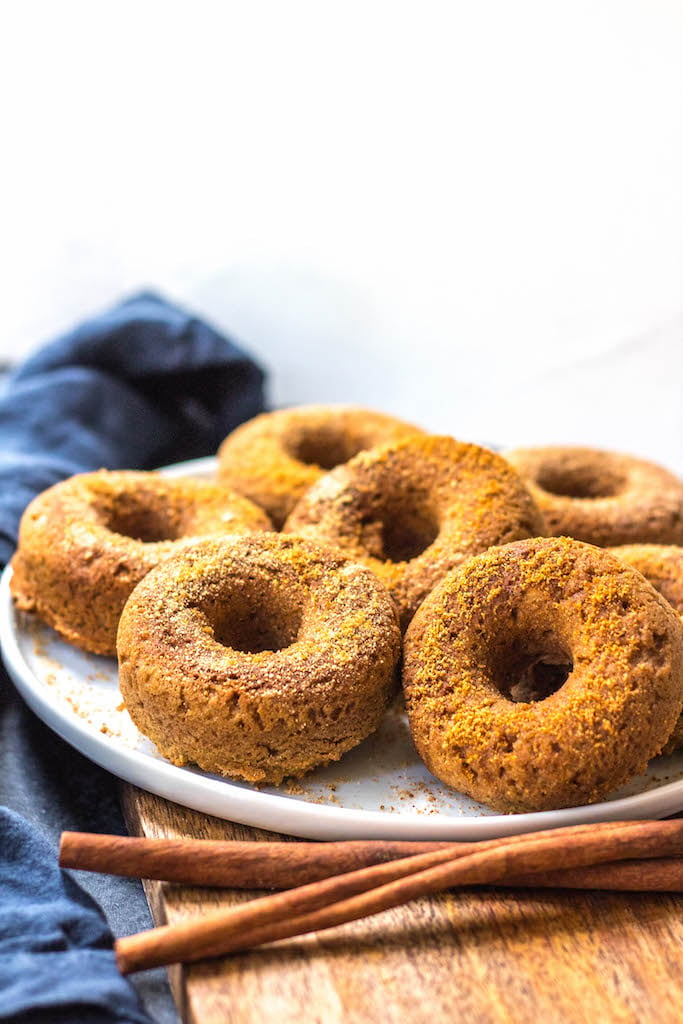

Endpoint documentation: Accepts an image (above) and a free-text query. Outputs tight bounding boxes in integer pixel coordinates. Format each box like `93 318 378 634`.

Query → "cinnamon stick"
59 832 452 888
60 830 683 893
114 819 683 974
507 857 683 890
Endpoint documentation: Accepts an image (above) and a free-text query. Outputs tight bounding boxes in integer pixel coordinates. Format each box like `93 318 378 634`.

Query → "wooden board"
121 784 683 1024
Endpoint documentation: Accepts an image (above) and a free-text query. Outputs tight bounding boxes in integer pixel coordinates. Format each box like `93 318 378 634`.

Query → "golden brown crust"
10 470 271 656
217 404 423 528
284 435 546 630
507 446 683 547
117 533 400 784
402 537 683 813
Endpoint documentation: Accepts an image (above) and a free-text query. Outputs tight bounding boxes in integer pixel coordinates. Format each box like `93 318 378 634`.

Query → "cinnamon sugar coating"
507 446 683 547
10 470 271 656
402 537 683 813
285 435 546 630
217 404 423 529
117 533 400 784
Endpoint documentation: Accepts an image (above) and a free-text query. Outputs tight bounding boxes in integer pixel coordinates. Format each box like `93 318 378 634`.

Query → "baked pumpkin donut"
608 544 683 754
117 533 400 784
507 446 683 547
10 470 271 656
403 537 683 813
217 404 423 528
607 545 683 616
284 435 545 630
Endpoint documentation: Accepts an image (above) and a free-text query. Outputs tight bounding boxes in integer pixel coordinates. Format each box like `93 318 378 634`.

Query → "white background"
1 2 682 467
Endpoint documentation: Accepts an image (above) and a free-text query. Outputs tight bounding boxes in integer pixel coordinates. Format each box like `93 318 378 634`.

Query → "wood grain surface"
121 785 683 1024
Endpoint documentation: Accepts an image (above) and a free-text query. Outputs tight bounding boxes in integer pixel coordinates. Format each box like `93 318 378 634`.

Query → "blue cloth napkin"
0 292 266 1022
0 808 151 1024
0 290 264 565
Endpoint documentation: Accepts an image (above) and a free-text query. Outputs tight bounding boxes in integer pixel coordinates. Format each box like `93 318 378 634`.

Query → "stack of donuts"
11 405 683 813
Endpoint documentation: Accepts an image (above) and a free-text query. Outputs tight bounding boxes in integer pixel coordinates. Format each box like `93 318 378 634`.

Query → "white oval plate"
2 456 683 840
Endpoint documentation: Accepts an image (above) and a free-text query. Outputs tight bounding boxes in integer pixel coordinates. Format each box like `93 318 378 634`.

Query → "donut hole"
287 429 361 471
100 493 182 543
535 463 626 500
493 639 573 703
382 510 440 562
360 497 440 563
206 578 305 654
507 656 573 703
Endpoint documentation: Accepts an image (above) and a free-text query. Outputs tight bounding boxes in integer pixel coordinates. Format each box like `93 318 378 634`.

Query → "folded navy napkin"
0 292 266 1022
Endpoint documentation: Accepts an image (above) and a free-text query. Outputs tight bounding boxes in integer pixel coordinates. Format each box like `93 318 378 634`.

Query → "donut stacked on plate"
11 408 683 812
11 471 272 655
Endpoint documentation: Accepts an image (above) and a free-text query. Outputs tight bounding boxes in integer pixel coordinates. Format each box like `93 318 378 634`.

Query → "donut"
10 470 271 656
217 404 423 528
117 533 400 784
402 537 683 813
506 446 683 547
607 545 683 616
608 544 683 754
284 435 546 630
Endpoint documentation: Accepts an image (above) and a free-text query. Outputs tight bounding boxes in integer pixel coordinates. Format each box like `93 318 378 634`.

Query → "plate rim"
2 459 683 839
